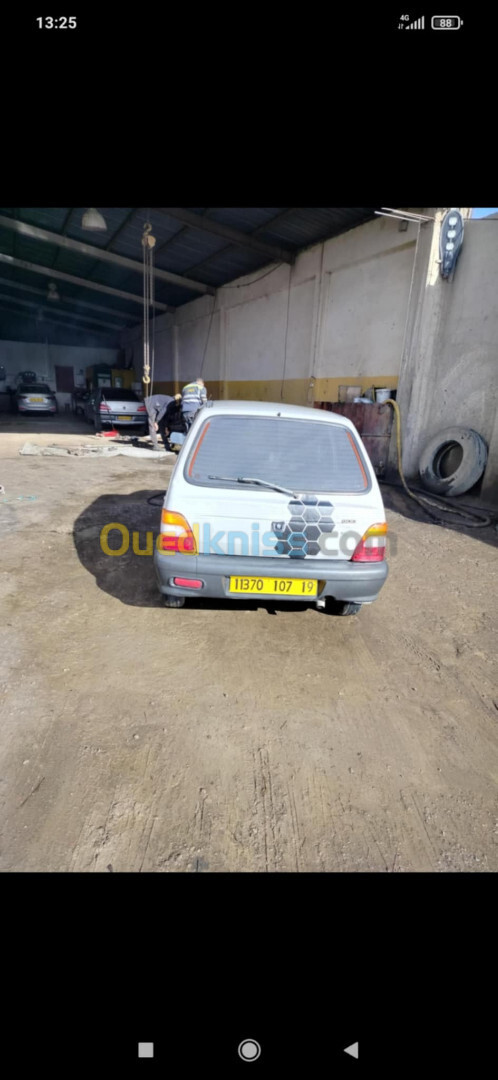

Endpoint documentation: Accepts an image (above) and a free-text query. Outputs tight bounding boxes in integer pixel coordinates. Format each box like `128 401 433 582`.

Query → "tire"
164 596 185 608
326 599 362 616
419 427 487 497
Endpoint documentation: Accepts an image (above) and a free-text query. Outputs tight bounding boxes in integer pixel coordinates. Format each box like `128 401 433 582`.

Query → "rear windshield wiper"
208 475 297 497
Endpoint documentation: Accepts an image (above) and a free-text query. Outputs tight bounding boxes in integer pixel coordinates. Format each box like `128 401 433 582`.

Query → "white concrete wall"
0 341 121 391
121 214 421 398
316 237 416 379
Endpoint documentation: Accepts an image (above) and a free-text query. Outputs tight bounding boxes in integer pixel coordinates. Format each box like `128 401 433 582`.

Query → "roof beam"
79 208 141 286
155 208 294 264
51 208 74 270
0 253 173 311
0 291 124 331
0 214 214 296
0 302 115 338
151 208 211 260
105 208 138 250
183 207 301 277
253 207 301 233
0 275 134 323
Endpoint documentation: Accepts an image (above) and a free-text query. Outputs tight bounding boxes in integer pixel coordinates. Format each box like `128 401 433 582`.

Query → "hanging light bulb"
81 207 107 231
47 282 60 301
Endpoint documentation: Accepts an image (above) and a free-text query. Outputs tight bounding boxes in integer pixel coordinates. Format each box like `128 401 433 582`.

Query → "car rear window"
185 416 369 493
20 385 51 393
101 389 139 401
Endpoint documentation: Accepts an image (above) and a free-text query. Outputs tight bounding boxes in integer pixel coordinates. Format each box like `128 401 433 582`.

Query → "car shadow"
0 412 92 435
380 481 498 550
73 490 317 612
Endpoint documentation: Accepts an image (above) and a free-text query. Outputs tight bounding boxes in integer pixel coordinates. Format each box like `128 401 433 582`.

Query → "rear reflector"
351 522 387 562
173 578 203 589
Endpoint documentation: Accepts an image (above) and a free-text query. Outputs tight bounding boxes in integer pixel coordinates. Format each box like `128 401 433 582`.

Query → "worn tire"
326 600 362 616
419 427 487 497
164 596 185 608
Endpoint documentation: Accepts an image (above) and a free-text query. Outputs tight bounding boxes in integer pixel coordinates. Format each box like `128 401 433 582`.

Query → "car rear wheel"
325 599 362 616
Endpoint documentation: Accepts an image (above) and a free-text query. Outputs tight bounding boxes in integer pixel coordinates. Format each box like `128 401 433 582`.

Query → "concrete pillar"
219 307 228 398
173 324 180 394
389 207 496 500
388 208 449 479
308 242 326 406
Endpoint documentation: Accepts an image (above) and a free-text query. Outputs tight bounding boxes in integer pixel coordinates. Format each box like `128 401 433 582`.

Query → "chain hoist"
142 221 156 391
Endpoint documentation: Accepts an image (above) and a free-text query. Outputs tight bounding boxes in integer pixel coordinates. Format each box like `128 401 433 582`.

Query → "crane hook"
142 222 156 248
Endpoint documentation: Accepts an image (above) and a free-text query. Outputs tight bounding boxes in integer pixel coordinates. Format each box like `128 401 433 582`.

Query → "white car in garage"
84 386 147 431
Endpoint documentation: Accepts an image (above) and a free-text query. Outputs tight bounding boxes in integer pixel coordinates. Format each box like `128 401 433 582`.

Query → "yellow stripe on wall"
148 376 399 407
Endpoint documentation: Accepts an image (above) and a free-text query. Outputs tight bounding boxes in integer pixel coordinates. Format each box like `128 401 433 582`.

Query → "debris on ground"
19 442 172 459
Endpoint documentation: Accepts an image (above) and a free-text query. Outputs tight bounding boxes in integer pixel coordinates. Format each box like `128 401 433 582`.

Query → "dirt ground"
1 414 497 872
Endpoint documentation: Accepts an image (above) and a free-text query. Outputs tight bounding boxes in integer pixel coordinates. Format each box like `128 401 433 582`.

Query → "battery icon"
431 16 463 28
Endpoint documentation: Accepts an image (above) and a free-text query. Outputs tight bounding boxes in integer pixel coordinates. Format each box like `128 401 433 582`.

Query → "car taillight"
173 578 203 589
100 403 111 411
160 510 197 554
351 522 388 562
137 405 146 412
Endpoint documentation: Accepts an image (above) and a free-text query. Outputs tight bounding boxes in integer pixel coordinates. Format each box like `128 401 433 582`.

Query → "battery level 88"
431 16 463 29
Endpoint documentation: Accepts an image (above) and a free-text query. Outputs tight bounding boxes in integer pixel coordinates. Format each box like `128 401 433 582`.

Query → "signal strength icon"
407 15 425 28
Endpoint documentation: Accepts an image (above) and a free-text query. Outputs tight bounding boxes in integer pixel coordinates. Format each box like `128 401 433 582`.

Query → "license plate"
229 576 317 596
30 397 44 402
117 415 130 421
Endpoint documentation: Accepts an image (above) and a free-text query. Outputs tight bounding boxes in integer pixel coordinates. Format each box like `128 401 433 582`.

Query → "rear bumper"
106 413 145 425
154 552 388 603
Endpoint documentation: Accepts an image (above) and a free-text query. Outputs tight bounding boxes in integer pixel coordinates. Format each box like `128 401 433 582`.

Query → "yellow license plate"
229 576 317 596
117 415 129 421
30 397 44 402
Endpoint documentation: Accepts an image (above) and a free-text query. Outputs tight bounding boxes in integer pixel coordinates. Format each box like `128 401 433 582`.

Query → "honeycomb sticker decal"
272 496 334 559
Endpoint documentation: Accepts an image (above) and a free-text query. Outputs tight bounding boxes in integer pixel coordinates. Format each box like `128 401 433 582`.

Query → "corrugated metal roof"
207 207 286 232
0 206 381 343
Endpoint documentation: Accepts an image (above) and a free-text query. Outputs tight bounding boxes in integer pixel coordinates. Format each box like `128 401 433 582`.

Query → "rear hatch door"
172 412 381 561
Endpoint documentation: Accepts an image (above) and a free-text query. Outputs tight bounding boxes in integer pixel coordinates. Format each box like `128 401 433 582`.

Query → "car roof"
201 399 356 429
